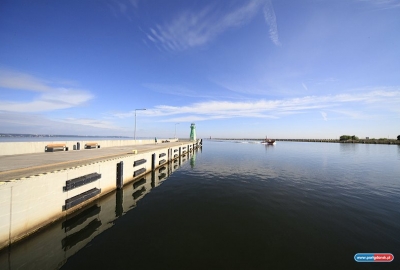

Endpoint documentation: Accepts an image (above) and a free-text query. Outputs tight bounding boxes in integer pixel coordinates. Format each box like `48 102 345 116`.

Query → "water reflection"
60 141 400 270
190 151 196 168
0 150 195 270
63 205 101 232
263 143 275 153
339 142 358 153
115 190 123 217
398 145 400 159
62 219 102 251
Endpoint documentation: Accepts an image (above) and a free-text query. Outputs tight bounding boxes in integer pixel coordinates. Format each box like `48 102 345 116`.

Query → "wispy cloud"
0 70 52 92
142 83 217 99
329 109 372 120
145 0 280 51
113 88 400 122
357 0 400 9
213 79 271 97
320 111 328 121
302 83 308 92
263 0 281 46
60 118 122 130
315 77 339 85
0 112 126 135
108 0 139 18
0 70 93 112
161 115 211 123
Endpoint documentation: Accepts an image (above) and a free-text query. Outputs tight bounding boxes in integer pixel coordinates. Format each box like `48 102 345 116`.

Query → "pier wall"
0 139 178 156
0 141 200 250
0 150 192 269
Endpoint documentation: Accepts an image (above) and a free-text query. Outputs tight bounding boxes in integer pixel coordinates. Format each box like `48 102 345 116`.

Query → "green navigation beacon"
190 123 196 141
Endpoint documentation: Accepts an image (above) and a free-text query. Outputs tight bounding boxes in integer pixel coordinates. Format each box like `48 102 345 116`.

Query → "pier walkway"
0 139 202 250
0 140 192 182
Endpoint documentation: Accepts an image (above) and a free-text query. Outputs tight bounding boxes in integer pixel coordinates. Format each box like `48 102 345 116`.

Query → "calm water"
1 140 399 269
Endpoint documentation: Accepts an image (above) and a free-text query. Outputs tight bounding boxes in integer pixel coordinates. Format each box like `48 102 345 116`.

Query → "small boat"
261 136 276 145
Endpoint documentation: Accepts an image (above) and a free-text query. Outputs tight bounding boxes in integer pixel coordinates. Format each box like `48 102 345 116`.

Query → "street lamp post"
174 123 179 139
134 108 146 141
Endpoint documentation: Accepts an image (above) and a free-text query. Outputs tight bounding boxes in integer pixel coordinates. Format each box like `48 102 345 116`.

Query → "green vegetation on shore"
337 134 400 144
340 135 359 141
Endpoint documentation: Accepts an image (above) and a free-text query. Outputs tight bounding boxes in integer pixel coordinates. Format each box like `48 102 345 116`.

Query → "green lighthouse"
190 123 196 141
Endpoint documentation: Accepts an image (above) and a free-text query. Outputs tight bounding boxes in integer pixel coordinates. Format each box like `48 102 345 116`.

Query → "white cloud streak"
0 112 126 135
114 89 400 122
0 70 52 92
109 0 139 18
263 0 281 46
0 70 93 112
146 0 280 51
302 83 308 92
60 118 122 130
142 83 214 98
357 0 400 9
320 111 328 121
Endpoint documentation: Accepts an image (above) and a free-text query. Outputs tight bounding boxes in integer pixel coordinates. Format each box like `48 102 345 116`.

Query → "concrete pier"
0 139 202 250
0 147 197 269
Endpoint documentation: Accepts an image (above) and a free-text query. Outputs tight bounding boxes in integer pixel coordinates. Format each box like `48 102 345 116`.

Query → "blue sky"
1 0 399 139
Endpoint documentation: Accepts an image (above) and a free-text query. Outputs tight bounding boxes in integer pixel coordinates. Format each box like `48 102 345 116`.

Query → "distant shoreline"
212 138 400 145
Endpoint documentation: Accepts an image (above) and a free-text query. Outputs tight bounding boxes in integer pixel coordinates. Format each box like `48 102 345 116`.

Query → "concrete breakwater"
214 138 400 145
0 139 202 250
276 139 400 144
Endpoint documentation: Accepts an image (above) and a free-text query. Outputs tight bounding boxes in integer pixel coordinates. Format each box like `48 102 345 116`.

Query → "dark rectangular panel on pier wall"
134 168 146 177
63 173 101 192
159 153 166 158
134 159 146 166
63 188 101 211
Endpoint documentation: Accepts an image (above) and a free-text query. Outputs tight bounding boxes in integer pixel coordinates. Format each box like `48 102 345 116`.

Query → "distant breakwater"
213 138 400 145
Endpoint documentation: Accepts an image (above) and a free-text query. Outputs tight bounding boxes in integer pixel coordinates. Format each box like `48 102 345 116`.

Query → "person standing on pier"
155 137 157 144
